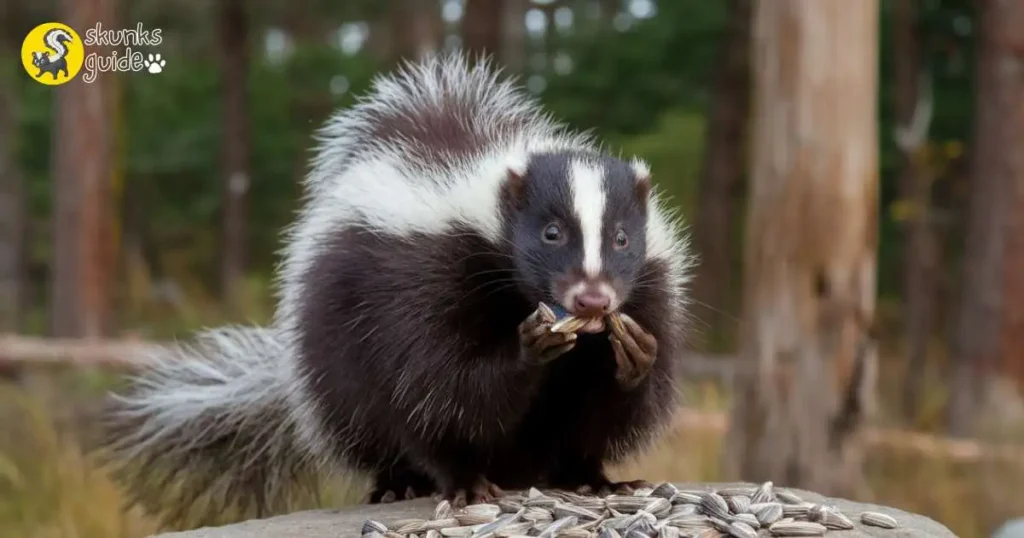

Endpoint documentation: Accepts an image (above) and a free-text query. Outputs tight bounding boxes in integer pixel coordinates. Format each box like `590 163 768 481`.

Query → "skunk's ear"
631 158 652 208
502 158 529 210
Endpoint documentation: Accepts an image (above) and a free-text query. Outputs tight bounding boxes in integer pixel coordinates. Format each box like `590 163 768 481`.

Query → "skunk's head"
500 151 653 333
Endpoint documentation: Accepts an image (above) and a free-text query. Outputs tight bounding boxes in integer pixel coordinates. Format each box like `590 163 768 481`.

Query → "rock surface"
152 482 958 538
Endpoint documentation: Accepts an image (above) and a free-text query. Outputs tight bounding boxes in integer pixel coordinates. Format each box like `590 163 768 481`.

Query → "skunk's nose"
574 290 611 317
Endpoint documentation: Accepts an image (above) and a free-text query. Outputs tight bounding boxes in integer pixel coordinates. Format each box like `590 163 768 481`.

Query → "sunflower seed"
606 513 638 530
662 515 712 530
781 503 812 518
768 521 826 536
468 504 503 518
363 520 389 535
607 496 650 513
774 490 803 505
625 516 656 536
669 504 699 517
726 495 750 514
643 497 672 517
539 516 579 538
671 492 704 505
860 511 898 529
523 508 554 523
658 525 681 538
727 521 757 538
459 513 499 526
558 527 592 538
751 482 775 504
495 523 534 537
607 312 628 338
471 513 525 538
817 509 853 531
436 501 456 520
553 502 603 521
694 530 723 538
442 526 485 537
424 519 461 530
601 516 630 531
709 518 732 533
633 488 655 497
716 487 755 498
427 530 442 538
750 503 784 526
550 315 590 334
651 483 679 500
499 499 525 513
730 513 759 529
699 493 730 521
526 496 559 509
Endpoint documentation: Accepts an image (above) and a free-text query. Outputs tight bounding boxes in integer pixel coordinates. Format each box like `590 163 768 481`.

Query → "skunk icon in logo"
21 23 84 85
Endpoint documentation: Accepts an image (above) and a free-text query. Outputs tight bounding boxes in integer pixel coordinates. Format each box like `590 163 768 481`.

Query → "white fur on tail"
101 326 330 528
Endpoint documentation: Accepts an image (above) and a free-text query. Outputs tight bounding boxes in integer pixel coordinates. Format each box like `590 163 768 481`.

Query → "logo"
21 22 85 85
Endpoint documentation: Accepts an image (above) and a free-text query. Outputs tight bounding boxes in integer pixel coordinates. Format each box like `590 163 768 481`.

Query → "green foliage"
541 0 726 137
611 110 706 220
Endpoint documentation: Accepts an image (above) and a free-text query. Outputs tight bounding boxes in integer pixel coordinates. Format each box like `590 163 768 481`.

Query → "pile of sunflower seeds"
361 482 901 538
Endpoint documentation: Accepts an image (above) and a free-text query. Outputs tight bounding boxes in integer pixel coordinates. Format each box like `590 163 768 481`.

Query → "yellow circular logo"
21 22 84 85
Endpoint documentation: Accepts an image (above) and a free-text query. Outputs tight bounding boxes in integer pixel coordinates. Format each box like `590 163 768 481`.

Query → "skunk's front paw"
519 302 577 364
608 313 658 389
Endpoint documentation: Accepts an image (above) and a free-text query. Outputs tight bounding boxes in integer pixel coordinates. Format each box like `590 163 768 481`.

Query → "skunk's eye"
542 223 564 244
613 228 629 250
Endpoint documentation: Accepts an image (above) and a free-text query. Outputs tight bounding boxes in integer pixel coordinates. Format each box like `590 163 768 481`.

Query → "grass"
0 374 1020 538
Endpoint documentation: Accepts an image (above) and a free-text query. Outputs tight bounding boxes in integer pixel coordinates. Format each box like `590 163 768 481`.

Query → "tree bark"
891 0 939 421
391 0 444 63
725 0 879 498
462 0 504 61
948 0 1023 435
994 0 1024 391
51 0 117 339
500 0 528 72
218 0 250 316
690 0 751 351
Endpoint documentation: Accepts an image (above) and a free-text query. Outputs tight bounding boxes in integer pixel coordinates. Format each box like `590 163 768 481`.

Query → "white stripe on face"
569 159 606 278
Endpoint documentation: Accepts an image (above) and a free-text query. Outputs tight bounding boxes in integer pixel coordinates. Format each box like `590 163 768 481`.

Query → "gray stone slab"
152 482 958 538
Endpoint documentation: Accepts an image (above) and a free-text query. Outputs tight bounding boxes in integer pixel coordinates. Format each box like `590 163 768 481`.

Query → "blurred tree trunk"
948 0 1023 434
51 0 117 338
218 0 250 316
892 0 938 421
690 0 751 351
994 0 1024 391
0 0 25 334
501 0 528 72
725 0 879 498
599 0 619 22
462 0 504 60
392 0 444 62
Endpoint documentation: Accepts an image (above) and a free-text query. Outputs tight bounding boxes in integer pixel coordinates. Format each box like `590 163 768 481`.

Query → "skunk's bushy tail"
99 326 327 529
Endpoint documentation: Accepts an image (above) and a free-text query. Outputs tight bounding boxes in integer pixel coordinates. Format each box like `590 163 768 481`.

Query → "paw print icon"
144 53 166 74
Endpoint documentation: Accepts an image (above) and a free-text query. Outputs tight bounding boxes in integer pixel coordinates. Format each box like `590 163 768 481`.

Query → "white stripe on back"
569 160 607 278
